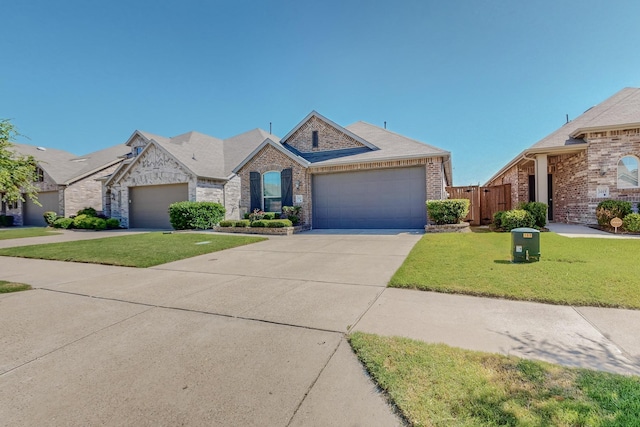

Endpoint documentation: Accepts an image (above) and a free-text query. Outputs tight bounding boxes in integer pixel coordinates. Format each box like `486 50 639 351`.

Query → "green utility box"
511 227 540 263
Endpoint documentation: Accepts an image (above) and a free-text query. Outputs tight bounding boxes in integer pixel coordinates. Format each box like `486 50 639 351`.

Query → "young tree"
0 119 39 204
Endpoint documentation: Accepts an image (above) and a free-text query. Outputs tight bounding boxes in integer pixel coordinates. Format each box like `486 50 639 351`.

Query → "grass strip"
390 232 640 309
349 332 640 427
0 232 266 267
0 280 32 293
0 228 61 240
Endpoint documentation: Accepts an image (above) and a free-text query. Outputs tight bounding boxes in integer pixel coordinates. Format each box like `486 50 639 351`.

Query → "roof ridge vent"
36 146 46 151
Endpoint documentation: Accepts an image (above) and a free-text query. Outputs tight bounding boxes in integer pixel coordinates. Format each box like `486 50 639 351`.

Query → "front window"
34 167 44 182
617 156 639 188
133 146 143 156
263 171 281 212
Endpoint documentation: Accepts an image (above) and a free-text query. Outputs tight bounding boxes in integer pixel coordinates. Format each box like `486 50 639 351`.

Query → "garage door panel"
129 184 188 229
24 192 59 226
312 167 427 229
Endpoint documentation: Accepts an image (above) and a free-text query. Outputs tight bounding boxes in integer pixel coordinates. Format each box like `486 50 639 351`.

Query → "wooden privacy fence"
445 184 511 225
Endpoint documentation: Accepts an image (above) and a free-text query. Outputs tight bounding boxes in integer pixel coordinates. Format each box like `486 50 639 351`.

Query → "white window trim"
617 155 639 189
262 170 282 212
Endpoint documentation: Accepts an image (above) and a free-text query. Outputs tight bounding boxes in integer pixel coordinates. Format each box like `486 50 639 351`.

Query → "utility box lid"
511 227 539 234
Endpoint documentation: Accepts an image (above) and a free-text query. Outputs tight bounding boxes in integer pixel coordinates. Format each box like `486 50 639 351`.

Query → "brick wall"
65 162 121 216
286 116 365 153
237 144 449 227
552 152 589 222
236 144 312 225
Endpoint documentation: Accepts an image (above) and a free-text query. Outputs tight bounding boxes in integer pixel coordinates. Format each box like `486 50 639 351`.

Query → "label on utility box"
523 233 533 238
515 245 523 253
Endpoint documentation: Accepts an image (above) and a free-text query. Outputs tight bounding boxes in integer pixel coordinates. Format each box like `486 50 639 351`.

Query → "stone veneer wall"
223 175 241 220
286 116 365 153
236 145 312 225
108 144 196 228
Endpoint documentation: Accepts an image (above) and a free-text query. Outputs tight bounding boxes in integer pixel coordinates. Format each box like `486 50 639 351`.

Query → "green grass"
0 280 32 293
349 332 640 427
390 232 640 309
0 232 266 267
0 228 61 240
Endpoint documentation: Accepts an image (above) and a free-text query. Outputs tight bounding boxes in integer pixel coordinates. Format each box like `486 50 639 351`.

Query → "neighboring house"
104 128 274 228
1 143 129 226
234 111 452 229
486 87 640 224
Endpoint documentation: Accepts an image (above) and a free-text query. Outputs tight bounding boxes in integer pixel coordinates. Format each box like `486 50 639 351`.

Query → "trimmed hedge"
250 220 267 228
77 207 97 217
426 199 470 225
596 200 632 226
106 218 120 229
266 219 292 228
500 209 535 231
52 217 74 229
234 220 250 227
519 202 547 228
169 201 225 230
623 213 640 232
219 220 235 227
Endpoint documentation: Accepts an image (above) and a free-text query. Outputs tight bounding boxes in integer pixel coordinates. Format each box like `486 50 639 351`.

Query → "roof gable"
281 111 379 153
233 138 309 174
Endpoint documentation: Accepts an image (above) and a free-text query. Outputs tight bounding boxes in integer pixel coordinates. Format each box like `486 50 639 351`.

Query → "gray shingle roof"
9 143 128 185
531 87 640 150
130 128 276 180
299 121 449 167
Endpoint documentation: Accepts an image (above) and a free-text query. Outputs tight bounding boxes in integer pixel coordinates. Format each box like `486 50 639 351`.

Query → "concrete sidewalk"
547 222 640 239
1 228 639 426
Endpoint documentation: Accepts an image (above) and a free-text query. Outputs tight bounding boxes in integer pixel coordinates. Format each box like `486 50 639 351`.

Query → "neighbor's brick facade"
489 128 640 223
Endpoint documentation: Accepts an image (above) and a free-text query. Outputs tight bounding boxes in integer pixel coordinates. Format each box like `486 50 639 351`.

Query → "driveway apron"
0 230 420 426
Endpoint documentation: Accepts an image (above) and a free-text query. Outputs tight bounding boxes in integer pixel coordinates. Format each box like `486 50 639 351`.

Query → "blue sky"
3 1 640 185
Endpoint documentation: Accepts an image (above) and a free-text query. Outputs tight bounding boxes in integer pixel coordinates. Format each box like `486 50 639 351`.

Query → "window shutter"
281 168 293 207
250 172 261 211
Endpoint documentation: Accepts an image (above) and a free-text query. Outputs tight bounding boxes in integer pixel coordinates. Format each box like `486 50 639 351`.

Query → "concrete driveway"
0 230 421 426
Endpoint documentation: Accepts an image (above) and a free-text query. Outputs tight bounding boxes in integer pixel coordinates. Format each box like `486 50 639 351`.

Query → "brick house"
104 128 272 228
234 111 452 229
1 143 128 226
486 87 640 223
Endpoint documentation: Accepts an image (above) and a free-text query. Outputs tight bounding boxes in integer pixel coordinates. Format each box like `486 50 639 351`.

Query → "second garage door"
129 184 189 229
23 191 59 226
312 167 427 229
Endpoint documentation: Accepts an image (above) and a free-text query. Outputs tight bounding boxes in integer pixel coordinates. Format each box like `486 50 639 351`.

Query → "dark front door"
547 174 553 221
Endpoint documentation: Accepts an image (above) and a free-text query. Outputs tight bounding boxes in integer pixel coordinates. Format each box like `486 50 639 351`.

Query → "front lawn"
350 332 640 427
0 228 61 240
0 280 32 293
390 232 640 309
0 233 266 267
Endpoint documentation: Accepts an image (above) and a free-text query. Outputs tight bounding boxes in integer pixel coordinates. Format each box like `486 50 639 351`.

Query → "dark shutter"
250 172 261 211
312 130 319 148
281 168 293 207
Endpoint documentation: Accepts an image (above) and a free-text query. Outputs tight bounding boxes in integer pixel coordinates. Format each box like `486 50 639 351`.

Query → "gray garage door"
312 167 427 229
129 184 189 229
23 191 59 226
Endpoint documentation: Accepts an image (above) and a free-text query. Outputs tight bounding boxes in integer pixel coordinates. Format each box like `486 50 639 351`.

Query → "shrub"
219 220 235 227
493 211 506 229
105 218 120 229
90 217 107 230
596 200 632 226
0 215 15 227
73 214 96 229
282 206 302 217
234 220 250 227
250 220 267 227
623 213 640 232
288 215 300 225
266 219 293 228
169 201 226 230
263 212 276 220
76 207 97 217
43 211 58 226
519 202 548 228
500 209 535 231
244 212 251 220
53 217 73 229
426 199 470 225
249 209 265 222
